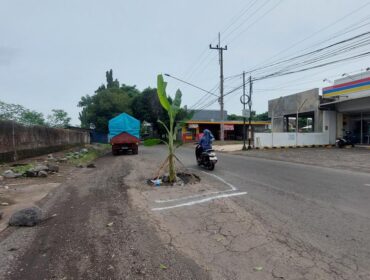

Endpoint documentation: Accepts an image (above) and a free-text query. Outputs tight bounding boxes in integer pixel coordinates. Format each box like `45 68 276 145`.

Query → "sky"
0 0 369 125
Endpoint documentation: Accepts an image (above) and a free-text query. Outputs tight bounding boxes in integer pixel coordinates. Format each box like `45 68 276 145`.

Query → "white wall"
254 132 330 148
323 110 337 144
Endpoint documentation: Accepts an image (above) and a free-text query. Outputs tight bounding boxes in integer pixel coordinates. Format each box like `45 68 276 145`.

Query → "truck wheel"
133 148 138 155
112 149 118 156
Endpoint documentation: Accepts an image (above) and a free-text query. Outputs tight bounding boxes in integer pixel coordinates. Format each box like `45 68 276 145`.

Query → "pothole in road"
147 172 200 187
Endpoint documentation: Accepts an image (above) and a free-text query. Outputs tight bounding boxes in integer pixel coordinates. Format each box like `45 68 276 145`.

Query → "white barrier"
254 132 330 148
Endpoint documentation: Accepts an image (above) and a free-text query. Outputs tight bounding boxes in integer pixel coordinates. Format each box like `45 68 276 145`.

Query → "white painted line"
155 191 230 203
151 192 247 211
201 171 237 191
365 184 370 187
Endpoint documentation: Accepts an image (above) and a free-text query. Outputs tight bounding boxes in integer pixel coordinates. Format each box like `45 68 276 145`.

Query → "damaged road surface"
0 154 210 280
2 145 370 280
128 146 370 280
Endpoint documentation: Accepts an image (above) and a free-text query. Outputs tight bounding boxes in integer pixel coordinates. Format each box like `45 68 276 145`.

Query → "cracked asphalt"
1 146 369 279
129 146 370 279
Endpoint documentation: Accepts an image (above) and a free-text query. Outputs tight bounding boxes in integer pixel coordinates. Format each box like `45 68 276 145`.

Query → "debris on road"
46 163 59 173
106 222 114 227
2 170 22 179
159 264 168 270
37 171 48 178
33 165 49 172
8 206 42 227
254 266 263 271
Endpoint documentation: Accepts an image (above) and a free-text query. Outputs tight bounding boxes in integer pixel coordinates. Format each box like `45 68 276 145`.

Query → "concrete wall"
269 88 323 132
0 121 90 162
254 132 330 148
323 110 337 144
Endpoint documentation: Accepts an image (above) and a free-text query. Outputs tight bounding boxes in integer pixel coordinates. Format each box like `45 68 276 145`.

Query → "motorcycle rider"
196 129 215 161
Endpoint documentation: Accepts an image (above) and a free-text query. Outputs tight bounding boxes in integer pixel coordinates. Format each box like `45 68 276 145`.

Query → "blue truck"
108 113 140 155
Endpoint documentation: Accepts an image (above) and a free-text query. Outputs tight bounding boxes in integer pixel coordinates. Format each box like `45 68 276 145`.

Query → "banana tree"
157 74 182 183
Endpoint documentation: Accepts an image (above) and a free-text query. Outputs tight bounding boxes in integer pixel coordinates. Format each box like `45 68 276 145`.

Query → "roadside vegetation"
67 144 111 166
78 70 192 137
0 101 71 127
143 138 162 146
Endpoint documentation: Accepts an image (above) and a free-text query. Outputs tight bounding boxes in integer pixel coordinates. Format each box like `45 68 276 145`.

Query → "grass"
68 144 111 166
143 138 162 146
11 163 34 174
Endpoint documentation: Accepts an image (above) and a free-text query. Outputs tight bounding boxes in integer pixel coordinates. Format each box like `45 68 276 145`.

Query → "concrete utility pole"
248 75 253 149
240 71 248 151
210 33 227 141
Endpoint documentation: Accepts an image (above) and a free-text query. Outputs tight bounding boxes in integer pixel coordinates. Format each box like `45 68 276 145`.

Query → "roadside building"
181 110 270 142
320 71 370 144
257 70 370 148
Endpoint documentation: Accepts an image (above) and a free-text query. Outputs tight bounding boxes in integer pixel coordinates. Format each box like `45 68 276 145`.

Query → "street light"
164 73 218 97
342 73 354 81
323 78 333 84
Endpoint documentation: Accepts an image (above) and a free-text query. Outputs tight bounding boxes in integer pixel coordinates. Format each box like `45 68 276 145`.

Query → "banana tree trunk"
168 117 176 183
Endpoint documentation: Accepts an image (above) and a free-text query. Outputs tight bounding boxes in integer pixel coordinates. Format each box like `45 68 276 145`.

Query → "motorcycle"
195 144 218 171
336 131 355 148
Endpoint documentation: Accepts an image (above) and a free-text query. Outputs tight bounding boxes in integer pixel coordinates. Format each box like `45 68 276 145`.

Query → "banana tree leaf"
157 74 171 111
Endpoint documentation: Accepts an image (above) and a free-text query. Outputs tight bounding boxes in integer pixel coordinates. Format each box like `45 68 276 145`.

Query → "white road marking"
201 171 237 191
365 184 370 186
151 192 247 211
155 191 229 203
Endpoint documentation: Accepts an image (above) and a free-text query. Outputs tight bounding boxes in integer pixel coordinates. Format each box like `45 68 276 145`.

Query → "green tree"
253 111 269 121
78 70 139 132
0 100 45 125
227 111 269 121
20 110 45 126
227 114 244 121
47 109 71 128
132 87 192 139
0 101 24 121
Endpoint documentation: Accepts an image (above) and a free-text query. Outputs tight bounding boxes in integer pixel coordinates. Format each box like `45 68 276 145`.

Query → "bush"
143 138 161 146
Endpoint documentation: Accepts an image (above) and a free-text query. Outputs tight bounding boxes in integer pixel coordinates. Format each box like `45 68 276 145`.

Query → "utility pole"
248 75 253 149
210 32 227 141
240 71 248 151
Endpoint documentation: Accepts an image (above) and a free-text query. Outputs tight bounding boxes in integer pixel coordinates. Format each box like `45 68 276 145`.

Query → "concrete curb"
255 144 335 150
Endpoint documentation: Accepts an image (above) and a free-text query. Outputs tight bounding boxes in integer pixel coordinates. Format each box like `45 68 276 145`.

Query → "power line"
255 51 370 81
222 0 272 43
183 0 266 81
226 0 283 45
252 31 370 75
164 73 218 97
246 1 370 73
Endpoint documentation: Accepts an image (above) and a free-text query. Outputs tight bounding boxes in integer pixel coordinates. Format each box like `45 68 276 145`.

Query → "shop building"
181 110 270 142
257 70 370 148
320 71 370 144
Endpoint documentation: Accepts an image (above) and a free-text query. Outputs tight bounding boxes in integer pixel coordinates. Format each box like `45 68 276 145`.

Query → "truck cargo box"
108 113 140 155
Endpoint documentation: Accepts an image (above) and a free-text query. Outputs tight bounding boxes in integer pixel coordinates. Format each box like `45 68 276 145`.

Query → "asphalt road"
176 146 370 273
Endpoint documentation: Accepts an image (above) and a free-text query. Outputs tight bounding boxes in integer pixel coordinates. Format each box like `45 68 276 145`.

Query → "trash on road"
151 179 162 187
254 266 263 271
159 264 167 270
